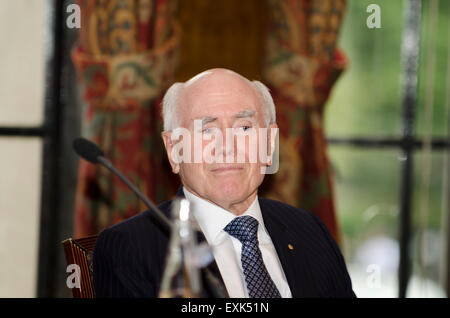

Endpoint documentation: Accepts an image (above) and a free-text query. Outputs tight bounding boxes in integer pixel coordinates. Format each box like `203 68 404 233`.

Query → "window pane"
408 151 448 297
330 147 400 297
415 0 450 138
0 0 46 127
325 0 404 137
0 137 42 297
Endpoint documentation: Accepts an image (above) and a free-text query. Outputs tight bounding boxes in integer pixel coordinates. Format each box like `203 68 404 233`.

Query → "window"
326 0 449 297
0 0 46 297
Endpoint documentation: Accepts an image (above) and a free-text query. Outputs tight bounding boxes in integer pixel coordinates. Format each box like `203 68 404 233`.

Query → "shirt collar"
182 187 269 245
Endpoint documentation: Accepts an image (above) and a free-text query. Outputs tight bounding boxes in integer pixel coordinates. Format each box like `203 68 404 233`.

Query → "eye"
241 126 251 132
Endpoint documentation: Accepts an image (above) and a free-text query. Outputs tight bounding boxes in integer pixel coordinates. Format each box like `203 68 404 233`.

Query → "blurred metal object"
159 199 203 298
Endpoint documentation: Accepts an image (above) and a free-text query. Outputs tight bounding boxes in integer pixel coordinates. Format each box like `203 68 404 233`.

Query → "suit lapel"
260 199 307 298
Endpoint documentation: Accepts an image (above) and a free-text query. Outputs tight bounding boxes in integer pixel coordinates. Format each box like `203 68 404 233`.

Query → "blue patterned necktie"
224 215 281 298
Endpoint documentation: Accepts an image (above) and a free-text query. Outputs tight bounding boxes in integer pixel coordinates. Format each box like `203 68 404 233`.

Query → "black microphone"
72 137 227 298
73 137 171 235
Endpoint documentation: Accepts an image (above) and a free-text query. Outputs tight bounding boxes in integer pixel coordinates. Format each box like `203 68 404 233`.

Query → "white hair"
161 74 276 131
252 80 276 128
162 83 184 132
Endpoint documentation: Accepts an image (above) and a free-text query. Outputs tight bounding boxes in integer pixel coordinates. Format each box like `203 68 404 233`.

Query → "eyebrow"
196 109 255 126
198 116 217 126
234 109 255 118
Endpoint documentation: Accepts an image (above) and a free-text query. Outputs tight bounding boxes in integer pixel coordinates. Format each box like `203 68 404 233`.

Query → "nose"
215 128 236 160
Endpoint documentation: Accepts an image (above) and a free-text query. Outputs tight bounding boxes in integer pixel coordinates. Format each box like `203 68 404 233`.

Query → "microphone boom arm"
96 156 227 298
98 156 172 234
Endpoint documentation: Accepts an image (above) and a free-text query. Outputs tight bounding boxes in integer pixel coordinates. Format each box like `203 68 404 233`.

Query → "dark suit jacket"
93 189 356 298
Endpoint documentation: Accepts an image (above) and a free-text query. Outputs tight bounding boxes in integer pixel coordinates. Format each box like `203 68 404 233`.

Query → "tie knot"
224 215 259 243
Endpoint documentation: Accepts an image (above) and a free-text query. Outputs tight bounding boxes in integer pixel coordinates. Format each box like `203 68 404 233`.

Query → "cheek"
249 164 265 184
180 163 205 185
234 133 257 163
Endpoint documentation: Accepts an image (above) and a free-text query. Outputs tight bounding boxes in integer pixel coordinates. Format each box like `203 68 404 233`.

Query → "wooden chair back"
62 235 98 298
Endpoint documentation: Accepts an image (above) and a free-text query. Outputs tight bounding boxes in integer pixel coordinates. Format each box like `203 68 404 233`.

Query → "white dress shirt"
183 187 292 298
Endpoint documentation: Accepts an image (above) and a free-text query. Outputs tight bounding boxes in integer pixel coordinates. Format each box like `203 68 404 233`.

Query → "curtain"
72 0 180 238
261 0 347 241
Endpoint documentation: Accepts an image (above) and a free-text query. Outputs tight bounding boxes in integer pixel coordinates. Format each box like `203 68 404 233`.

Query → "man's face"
162 70 276 213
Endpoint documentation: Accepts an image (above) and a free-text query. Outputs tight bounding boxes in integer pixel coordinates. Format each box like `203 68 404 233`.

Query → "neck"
222 191 258 215
183 186 258 216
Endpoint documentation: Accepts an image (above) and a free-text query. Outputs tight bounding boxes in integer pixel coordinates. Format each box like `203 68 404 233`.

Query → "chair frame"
62 235 98 298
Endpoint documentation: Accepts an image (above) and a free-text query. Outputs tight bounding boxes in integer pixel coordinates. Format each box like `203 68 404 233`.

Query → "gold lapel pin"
288 244 294 250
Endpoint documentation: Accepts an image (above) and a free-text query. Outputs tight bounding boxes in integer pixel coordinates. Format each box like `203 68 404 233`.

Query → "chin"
210 179 247 202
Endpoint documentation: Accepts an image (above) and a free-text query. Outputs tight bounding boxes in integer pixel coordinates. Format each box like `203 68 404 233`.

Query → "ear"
161 131 180 174
266 123 278 166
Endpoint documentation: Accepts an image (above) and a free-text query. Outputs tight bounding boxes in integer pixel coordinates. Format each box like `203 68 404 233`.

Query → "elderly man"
93 68 355 298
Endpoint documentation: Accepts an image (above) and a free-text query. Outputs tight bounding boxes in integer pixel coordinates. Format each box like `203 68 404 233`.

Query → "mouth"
210 165 244 174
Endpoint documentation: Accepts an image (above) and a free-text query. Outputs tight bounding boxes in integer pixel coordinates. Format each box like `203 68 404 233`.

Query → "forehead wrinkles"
178 74 263 124
185 82 258 107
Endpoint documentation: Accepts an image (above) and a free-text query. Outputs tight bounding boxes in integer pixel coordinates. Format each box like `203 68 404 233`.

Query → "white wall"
0 0 46 297
0 0 45 127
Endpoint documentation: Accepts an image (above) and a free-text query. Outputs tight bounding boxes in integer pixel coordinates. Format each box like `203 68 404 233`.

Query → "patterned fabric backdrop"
73 0 180 238
261 0 347 241
72 0 348 242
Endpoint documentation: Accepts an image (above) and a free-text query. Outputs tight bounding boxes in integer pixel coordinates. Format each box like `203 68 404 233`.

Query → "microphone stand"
96 156 228 298
98 156 172 235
